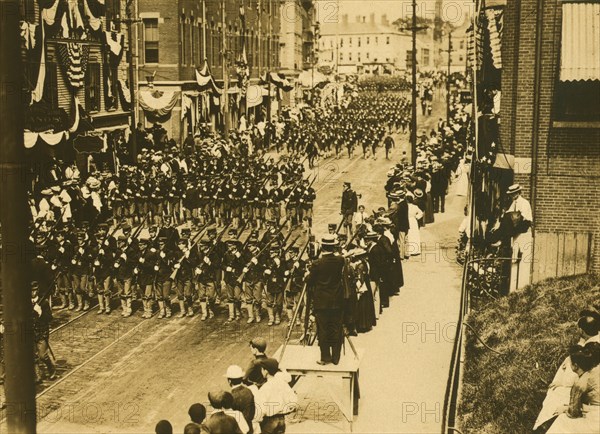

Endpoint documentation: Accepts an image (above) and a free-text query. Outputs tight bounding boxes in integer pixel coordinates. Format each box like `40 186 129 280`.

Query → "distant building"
136 0 281 140
437 17 470 73
319 14 434 75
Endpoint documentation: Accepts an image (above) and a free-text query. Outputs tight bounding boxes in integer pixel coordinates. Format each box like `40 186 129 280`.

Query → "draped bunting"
195 62 223 95
20 22 38 50
56 42 90 89
42 0 61 26
31 22 46 104
485 8 503 69
104 31 125 57
23 96 84 148
262 72 294 91
246 84 264 108
118 79 132 109
181 94 193 120
84 0 102 31
139 90 180 116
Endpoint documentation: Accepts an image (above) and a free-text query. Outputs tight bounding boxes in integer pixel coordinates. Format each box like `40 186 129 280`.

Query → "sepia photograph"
0 0 599 433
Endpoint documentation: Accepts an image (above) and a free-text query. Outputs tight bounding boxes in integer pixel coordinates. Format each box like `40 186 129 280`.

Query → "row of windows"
144 18 279 68
335 36 391 48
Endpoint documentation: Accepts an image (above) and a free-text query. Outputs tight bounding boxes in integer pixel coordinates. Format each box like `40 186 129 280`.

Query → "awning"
561 3 600 81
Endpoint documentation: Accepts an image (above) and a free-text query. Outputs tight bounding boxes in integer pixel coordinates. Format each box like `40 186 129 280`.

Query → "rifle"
335 215 346 235
38 206 67 245
282 239 310 294
194 222 232 275
169 225 210 281
236 219 288 284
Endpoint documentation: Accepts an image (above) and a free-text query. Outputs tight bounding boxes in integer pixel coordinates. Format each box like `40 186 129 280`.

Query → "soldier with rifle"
222 228 245 322
171 233 201 318
153 236 176 319
299 176 317 233
47 229 74 309
283 242 310 326
92 223 118 314
114 230 141 317
70 229 94 311
263 242 288 326
135 238 157 318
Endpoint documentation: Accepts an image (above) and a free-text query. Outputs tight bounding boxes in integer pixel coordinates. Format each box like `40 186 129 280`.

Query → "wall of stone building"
501 0 600 277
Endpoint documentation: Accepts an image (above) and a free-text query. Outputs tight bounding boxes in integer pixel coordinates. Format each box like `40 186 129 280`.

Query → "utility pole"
222 0 230 134
202 0 206 61
126 0 138 163
410 0 418 165
446 31 452 123
0 0 37 432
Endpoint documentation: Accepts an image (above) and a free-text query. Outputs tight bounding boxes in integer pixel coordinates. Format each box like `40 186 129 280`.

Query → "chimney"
362 16 366 23
356 15 361 23
342 14 348 25
369 13 375 24
381 14 389 26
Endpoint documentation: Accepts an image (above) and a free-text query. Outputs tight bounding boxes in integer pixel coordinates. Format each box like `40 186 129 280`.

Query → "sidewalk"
288 187 466 433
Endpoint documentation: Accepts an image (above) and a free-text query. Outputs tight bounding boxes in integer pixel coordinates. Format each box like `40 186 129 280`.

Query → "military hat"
328 223 337 232
149 225 158 233
288 245 300 253
122 223 132 232
158 236 168 243
181 228 192 237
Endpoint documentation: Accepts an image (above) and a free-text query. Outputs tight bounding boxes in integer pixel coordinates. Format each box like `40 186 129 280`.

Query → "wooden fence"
531 231 592 283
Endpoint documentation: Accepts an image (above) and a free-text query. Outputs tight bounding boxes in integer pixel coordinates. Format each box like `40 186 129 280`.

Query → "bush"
459 273 600 434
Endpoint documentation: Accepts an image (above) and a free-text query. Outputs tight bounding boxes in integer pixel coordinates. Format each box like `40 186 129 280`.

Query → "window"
358 52 361 62
386 36 390 45
330 40 333 48
459 40 465 50
554 2 600 121
459 54 464 62
423 48 430 66
191 19 196 64
358 37 361 47
340 38 343 47
181 15 186 65
366 37 369 45
143 19 159 63
20 0 37 23
349 37 352 46
349 52 352 61
366 52 369 60
340 52 343 61
86 63 101 112
375 36 378 45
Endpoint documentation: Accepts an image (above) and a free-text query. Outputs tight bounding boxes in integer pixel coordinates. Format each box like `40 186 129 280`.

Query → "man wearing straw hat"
506 183 533 291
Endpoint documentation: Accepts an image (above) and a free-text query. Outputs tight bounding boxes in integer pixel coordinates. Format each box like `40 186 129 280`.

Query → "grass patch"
458 273 600 434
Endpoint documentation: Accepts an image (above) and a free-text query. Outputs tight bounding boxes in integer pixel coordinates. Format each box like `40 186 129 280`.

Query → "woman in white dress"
455 156 470 197
406 193 424 256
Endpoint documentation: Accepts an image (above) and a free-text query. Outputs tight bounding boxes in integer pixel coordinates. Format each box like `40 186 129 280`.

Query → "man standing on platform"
306 234 346 365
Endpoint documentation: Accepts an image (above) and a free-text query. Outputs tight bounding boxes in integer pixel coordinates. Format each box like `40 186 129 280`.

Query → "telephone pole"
222 0 230 134
446 31 452 123
0 0 38 432
410 0 418 165
125 0 139 163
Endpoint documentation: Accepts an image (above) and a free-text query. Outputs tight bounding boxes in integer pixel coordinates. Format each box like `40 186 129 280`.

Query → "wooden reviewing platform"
273 344 363 431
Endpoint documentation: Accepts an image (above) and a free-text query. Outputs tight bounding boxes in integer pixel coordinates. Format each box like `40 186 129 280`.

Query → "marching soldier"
222 230 244 321
93 223 116 314
173 236 198 318
263 244 287 326
32 281 57 382
70 229 92 311
341 182 358 238
135 238 156 318
47 230 73 309
299 178 316 233
283 245 308 326
114 235 139 317
239 232 264 324
153 236 175 319
195 237 218 321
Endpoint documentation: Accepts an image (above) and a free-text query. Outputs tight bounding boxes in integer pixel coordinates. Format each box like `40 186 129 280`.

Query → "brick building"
136 0 282 141
500 0 600 278
21 0 132 172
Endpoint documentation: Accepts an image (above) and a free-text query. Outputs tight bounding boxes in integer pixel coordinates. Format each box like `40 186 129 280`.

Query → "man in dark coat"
307 234 346 365
340 182 358 238
389 191 410 259
367 224 394 310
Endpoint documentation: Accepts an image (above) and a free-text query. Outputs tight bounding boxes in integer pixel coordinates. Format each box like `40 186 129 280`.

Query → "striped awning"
561 3 600 81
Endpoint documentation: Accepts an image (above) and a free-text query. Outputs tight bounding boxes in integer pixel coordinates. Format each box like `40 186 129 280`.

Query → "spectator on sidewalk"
206 390 248 434
226 365 255 433
188 403 207 426
244 337 268 390
155 420 173 434
253 358 298 434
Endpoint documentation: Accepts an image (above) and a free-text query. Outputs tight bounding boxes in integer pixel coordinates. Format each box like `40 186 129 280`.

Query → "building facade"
501 0 600 277
319 14 434 75
136 0 282 141
21 0 132 172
